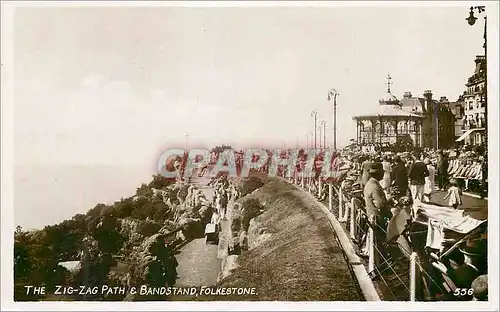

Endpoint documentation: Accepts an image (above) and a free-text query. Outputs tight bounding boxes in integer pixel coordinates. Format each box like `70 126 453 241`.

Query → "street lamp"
327 89 339 150
311 110 318 149
320 120 327 149
466 6 487 146
318 124 323 149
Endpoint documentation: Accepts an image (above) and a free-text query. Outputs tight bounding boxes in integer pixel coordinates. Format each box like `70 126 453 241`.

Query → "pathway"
175 168 221 288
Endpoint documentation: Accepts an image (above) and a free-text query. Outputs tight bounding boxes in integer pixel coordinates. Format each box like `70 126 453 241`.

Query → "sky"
10 3 493 228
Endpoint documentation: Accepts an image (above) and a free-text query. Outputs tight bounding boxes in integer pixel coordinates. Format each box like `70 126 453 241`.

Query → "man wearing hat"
360 156 373 187
359 162 391 262
433 237 487 300
364 162 391 223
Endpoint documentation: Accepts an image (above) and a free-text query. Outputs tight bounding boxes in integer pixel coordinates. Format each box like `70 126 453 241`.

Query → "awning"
456 129 483 142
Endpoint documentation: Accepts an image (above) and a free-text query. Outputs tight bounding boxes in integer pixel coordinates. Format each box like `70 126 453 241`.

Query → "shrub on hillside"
129 234 178 291
137 221 162 237
179 217 203 240
241 199 263 231
240 177 264 197
148 174 175 190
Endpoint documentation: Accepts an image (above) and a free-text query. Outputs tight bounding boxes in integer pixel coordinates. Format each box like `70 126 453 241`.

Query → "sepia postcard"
1 1 498 311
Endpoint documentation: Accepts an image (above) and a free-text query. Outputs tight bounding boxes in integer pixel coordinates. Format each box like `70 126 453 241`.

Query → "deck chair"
409 202 487 300
412 202 487 260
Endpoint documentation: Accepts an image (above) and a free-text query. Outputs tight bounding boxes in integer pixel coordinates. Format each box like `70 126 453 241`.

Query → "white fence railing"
290 173 422 301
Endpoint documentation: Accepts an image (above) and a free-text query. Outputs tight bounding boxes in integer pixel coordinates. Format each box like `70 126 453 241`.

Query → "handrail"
289 174 380 301
291 172 461 301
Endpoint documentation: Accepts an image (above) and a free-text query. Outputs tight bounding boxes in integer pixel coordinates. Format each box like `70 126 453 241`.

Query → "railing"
289 172 450 301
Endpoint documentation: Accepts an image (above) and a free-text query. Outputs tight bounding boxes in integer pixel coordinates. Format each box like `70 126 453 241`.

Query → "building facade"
448 95 466 140
399 90 457 149
458 55 486 146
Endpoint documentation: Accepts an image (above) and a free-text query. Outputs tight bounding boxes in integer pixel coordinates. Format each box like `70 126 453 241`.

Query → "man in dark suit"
437 150 449 191
408 152 429 201
391 155 409 198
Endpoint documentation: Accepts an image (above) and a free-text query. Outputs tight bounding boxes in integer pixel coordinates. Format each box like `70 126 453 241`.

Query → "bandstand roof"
353 104 424 120
354 74 425 121
353 105 424 120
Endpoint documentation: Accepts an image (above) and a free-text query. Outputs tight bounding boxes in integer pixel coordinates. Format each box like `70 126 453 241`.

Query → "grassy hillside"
198 178 363 301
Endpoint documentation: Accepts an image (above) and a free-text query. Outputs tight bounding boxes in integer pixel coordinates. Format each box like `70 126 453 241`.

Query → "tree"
86 203 107 218
91 215 124 255
14 241 31 279
149 174 174 190
136 183 153 197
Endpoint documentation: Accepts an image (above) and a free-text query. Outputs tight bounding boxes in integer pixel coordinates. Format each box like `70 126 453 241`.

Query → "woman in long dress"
423 158 436 202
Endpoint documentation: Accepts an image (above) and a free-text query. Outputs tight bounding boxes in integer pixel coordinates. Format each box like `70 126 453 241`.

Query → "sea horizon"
14 163 157 231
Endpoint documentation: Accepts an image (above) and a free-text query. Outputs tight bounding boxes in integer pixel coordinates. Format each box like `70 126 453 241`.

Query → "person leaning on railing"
359 162 392 263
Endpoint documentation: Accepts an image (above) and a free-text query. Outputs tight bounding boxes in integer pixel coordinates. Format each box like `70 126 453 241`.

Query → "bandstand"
353 75 424 149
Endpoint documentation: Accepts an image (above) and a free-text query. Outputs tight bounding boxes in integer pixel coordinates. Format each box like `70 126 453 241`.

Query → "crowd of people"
329 146 488 301
172 144 488 300
207 175 240 223
345 147 487 204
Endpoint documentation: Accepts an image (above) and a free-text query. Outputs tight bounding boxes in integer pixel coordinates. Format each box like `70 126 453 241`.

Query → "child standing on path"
443 178 462 209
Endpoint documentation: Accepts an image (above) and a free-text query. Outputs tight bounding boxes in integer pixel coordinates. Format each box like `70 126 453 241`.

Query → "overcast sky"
14 4 489 165
10 3 495 228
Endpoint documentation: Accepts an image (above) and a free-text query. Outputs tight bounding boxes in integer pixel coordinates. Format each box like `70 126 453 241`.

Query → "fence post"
338 186 343 220
328 183 333 211
301 175 305 188
350 197 356 240
294 171 298 185
368 227 374 275
318 178 322 198
410 252 417 301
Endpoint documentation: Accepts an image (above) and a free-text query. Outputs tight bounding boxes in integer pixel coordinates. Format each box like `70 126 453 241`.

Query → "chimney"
423 90 433 100
403 91 412 99
439 96 448 103
475 55 486 75
423 90 433 112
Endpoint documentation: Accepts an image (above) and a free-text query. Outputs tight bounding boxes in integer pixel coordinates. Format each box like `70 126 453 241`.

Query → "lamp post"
320 120 326 149
328 89 339 150
318 124 323 149
311 110 318 149
466 6 487 146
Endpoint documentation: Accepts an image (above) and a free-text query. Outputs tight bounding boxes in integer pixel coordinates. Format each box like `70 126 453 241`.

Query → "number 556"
454 288 474 296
